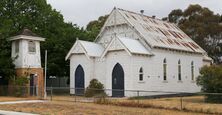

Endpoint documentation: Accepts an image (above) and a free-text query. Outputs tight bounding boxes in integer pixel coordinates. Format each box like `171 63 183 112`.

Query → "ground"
1 96 222 115
0 96 38 102
0 101 205 115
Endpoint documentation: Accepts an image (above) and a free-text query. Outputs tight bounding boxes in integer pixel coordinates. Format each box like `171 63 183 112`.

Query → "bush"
85 79 106 97
11 77 29 97
197 65 222 103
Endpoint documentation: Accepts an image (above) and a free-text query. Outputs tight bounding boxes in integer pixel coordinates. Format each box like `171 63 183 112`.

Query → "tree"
168 9 183 24
164 4 222 63
85 79 106 97
0 0 90 81
86 15 109 39
197 65 222 103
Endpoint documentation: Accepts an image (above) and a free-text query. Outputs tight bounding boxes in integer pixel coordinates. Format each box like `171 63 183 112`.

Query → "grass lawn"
0 101 205 115
108 96 222 114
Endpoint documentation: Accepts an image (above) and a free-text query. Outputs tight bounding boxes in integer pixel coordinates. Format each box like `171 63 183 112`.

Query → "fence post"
180 96 183 110
74 88 76 102
50 86 53 101
137 91 140 104
137 91 139 97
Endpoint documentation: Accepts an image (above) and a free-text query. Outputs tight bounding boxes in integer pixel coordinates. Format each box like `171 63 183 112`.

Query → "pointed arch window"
178 60 181 81
163 58 167 81
139 67 143 81
191 61 194 81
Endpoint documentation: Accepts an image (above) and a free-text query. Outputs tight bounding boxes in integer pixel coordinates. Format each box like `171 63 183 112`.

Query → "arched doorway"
75 65 85 95
112 63 124 97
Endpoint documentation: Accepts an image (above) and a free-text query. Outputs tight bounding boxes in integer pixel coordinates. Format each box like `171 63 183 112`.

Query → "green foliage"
164 4 222 63
86 15 109 39
85 79 106 97
0 0 91 80
10 77 29 97
168 9 183 23
12 77 29 86
197 65 222 103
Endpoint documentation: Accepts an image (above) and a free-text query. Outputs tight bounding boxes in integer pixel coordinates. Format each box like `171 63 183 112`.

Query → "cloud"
47 0 222 27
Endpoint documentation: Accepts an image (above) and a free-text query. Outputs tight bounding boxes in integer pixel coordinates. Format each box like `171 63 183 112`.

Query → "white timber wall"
69 54 94 94
128 49 202 96
12 40 42 68
101 51 132 96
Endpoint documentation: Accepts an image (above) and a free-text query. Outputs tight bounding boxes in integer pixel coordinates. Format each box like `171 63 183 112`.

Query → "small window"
178 60 181 81
163 58 167 81
191 61 194 81
139 67 143 81
15 40 19 53
28 41 36 53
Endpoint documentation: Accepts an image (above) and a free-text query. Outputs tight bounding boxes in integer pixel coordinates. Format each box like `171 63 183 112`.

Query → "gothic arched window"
191 61 194 81
178 60 181 81
163 58 167 81
139 67 143 81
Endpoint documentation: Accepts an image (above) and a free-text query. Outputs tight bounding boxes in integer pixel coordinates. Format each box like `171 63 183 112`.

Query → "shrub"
85 79 106 97
197 65 222 103
11 76 29 97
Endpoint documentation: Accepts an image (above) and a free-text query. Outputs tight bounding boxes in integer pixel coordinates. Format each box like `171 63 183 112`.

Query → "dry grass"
0 96 38 102
0 101 205 115
107 96 222 114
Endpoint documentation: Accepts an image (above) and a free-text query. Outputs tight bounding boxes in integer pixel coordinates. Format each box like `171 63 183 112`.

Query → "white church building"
66 8 212 97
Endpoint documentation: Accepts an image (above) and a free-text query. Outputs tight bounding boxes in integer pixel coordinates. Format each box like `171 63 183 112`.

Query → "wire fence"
0 85 43 99
45 87 222 114
1 86 222 114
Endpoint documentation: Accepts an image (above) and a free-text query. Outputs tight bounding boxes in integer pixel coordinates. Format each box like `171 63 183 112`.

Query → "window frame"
28 41 36 53
163 58 167 81
191 61 194 81
139 67 143 81
15 40 19 53
178 60 182 81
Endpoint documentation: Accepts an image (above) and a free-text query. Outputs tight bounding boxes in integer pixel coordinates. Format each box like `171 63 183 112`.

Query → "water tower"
9 29 45 96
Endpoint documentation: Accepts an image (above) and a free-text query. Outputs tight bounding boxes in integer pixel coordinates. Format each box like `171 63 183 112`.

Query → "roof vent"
140 10 144 15
152 15 156 19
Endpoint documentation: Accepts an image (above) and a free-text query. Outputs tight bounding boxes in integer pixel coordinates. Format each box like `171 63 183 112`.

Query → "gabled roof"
65 40 104 60
80 40 104 57
96 8 206 54
100 36 152 58
116 8 206 54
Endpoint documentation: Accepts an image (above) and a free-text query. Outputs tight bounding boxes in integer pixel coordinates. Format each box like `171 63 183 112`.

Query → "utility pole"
44 50 47 99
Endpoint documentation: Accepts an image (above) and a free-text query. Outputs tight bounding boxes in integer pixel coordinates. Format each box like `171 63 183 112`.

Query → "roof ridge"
117 8 163 21
79 40 104 46
18 28 39 37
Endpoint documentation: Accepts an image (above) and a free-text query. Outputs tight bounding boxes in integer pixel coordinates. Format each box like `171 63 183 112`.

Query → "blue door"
75 65 85 95
112 63 124 97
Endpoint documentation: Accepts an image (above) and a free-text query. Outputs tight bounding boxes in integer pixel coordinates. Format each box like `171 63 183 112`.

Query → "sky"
46 0 221 27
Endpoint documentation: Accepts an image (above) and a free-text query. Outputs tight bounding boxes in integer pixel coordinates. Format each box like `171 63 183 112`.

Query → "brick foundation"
15 68 45 97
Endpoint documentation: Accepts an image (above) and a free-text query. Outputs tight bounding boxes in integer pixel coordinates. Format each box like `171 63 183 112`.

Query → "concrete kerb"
0 110 39 115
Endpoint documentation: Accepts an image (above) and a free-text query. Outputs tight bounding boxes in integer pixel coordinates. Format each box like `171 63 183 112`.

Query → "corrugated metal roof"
65 40 105 60
117 8 205 53
118 37 152 55
79 40 104 57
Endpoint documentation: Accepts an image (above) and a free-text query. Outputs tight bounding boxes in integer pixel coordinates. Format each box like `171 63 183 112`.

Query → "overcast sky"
47 0 221 27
